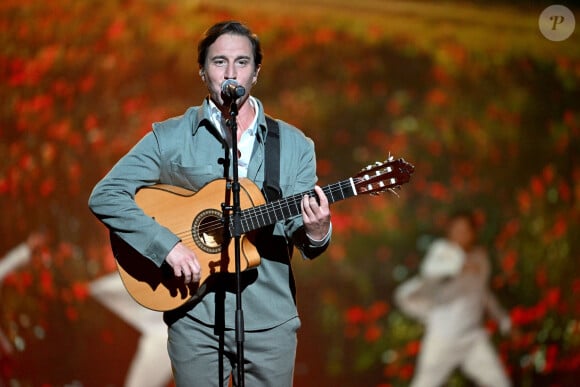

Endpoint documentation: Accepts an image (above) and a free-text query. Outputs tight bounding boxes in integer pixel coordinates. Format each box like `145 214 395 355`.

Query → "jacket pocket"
168 163 220 190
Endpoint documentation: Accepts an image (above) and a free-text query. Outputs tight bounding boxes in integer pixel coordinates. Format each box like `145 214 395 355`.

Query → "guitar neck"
237 178 357 234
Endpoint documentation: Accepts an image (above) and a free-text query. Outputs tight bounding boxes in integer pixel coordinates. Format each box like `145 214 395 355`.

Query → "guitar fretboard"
234 178 357 234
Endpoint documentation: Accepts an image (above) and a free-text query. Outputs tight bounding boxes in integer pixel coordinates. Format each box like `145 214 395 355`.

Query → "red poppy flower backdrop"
1 1 578 386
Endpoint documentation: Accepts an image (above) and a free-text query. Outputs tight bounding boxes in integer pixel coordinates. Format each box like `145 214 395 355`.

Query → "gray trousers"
167 315 301 387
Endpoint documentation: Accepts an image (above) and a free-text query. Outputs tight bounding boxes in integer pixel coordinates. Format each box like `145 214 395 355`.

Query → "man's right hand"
165 242 202 284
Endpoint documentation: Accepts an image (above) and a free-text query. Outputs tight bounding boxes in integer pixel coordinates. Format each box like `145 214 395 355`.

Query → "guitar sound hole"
192 209 225 254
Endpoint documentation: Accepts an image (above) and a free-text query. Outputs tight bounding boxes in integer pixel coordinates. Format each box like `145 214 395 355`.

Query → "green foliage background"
1 1 578 386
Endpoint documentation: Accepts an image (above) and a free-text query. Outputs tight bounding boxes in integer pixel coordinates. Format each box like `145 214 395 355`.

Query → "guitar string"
169 160 404 244
170 169 402 241
168 160 404 240
171 180 349 239
227 164 401 228
170 180 355 241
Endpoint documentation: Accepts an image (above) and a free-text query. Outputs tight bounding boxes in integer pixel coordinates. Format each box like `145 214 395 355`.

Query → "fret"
244 207 262 233
257 205 268 228
289 195 302 216
272 201 286 221
337 182 347 201
240 215 249 234
264 204 276 225
246 211 253 233
323 185 335 203
280 197 293 218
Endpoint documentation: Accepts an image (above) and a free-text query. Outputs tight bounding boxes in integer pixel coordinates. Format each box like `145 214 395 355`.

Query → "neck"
236 97 255 124
226 98 255 137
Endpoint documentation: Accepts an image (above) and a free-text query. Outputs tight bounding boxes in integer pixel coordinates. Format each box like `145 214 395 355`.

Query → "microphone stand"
223 96 246 387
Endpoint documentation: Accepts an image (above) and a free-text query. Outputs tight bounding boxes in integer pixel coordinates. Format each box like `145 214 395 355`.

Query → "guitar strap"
263 115 296 260
263 115 281 202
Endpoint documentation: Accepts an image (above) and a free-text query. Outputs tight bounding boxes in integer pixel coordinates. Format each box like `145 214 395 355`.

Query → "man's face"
201 33 260 109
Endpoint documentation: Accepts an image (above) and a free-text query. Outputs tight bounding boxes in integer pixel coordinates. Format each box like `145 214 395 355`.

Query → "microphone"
221 79 246 100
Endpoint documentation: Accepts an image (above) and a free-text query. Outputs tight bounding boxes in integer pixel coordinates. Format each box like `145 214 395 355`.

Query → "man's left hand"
301 185 331 241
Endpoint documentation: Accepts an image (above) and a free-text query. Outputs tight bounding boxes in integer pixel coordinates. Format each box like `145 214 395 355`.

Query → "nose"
224 63 237 80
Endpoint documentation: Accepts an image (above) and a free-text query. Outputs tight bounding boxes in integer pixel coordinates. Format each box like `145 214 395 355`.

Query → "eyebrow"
210 54 252 61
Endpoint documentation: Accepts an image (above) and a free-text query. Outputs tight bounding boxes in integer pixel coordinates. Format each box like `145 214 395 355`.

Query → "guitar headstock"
353 156 415 196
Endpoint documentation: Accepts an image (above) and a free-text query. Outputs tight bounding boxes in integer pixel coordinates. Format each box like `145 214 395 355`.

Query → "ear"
199 68 205 81
252 65 261 85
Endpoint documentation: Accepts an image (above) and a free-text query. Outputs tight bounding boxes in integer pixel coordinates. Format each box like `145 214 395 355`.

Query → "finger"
189 261 202 282
304 194 324 224
181 267 192 283
313 185 328 207
191 257 201 272
309 194 319 209
302 195 314 219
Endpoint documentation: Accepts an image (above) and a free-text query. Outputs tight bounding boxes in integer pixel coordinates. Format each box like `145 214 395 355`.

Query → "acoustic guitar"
112 156 414 311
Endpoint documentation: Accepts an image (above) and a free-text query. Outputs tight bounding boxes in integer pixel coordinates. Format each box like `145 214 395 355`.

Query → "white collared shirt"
208 97 259 178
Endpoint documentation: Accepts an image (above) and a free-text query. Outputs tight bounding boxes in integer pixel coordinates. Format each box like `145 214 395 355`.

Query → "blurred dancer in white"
395 211 511 387
0 231 46 356
90 272 172 387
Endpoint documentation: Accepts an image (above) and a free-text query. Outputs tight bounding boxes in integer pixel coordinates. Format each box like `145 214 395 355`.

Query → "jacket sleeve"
281 129 330 259
88 131 180 267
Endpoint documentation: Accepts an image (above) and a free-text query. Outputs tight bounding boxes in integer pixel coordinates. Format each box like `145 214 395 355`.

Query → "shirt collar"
207 96 260 138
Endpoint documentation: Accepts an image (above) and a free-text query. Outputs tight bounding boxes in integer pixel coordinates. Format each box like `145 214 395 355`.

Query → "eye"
213 59 226 67
236 59 250 67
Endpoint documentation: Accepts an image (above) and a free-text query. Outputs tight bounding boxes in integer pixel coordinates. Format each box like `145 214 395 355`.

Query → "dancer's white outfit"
395 239 511 387
89 272 172 387
0 242 34 355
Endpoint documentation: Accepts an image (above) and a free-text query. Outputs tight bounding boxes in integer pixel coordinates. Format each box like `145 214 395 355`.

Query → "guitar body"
112 178 265 311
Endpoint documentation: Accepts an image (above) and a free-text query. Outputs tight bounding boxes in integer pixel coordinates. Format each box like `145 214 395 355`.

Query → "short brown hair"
197 21 262 68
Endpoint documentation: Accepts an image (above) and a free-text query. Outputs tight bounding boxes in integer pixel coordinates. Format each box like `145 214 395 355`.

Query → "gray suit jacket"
89 97 329 330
